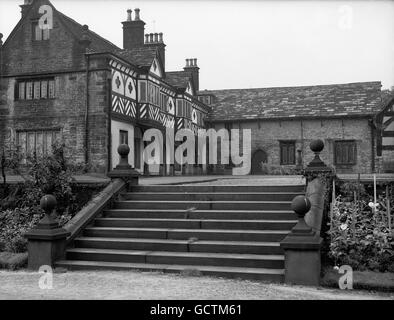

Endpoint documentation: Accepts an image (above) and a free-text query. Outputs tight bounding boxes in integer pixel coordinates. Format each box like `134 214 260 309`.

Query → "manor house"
1 0 393 175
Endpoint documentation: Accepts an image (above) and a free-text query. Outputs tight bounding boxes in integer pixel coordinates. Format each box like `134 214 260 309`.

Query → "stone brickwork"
0 2 111 173
212 118 375 174
0 1 387 176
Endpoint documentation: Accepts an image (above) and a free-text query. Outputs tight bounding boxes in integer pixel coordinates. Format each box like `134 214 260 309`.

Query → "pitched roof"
116 47 158 68
56 11 121 53
3 0 120 53
206 82 384 122
165 71 192 89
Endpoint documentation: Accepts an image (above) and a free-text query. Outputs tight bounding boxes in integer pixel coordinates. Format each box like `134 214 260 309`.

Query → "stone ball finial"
40 194 57 215
310 139 324 153
291 195 311 218
118 144 130 157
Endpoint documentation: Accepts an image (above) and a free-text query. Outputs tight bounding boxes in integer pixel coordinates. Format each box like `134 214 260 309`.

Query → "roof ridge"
56 10 120 51
204 81 383 92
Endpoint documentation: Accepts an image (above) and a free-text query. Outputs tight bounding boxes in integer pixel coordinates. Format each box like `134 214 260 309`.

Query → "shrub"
0 252 28 270
328 196 394 272
0 207 43 253
0 143 103 254
260 163 299 175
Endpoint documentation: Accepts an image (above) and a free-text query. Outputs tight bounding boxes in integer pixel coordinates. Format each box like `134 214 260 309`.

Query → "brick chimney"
122 8 145 49
20 0 34 18
183 58 200 92
144 32 166 71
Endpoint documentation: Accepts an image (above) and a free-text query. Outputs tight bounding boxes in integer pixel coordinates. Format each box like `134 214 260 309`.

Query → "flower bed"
328 182 394 272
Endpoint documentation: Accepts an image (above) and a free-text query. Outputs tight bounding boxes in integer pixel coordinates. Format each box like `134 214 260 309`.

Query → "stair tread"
56 260 285 275
85 227 290 234
75 237 281 246
124 192 299 195
136 184 304 187
67 247 284 260
116 200 292 203
96 218 297 223
105 209 294 213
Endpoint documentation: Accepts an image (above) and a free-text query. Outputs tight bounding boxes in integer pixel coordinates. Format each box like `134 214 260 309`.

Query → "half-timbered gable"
376 92 394 172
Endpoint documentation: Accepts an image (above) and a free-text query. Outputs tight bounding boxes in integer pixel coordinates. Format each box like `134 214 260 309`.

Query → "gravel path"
0 270 392 300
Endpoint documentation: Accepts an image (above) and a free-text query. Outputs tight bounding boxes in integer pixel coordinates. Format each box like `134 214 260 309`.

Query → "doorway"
251 149 268 175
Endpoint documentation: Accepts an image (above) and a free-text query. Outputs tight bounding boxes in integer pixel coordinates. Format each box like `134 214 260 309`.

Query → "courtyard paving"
0 270 392 300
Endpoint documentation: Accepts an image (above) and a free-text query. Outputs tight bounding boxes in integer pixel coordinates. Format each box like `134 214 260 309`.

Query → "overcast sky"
1 0 393 90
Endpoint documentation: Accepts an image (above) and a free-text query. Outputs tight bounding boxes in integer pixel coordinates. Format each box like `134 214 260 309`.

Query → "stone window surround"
15 77 56 101
279 140 296 165
334 139 357 166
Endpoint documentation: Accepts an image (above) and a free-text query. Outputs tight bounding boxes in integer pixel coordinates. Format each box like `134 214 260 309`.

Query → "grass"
321 268 394 292
0 252 28 270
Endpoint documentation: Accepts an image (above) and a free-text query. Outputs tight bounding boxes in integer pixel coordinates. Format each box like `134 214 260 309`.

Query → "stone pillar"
25 195 70 270
304 139 333 175
107 144 140 190
280 195 322 286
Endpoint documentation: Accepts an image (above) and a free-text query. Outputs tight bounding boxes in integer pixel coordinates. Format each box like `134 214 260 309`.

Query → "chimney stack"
184 58 200 92
134 8 141 21
122 8 145 49
144 31 166 72
20 0 33 18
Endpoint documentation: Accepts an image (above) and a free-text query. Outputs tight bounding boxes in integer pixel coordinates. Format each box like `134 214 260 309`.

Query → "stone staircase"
56 183 304 282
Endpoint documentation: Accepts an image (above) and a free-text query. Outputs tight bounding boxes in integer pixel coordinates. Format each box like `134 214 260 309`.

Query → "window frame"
334 140 357 166
16 129 61 161
15 78 55 101
279 140 296 165
119 130 129 146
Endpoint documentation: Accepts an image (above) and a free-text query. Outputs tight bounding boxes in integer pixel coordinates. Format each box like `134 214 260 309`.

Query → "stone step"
84 227 289 242
94 218 297 230
74 237 284 255
104 209 296 220
55 260 284 282
113 200 292 211
130 185 305 193
122 192 300 202
65 248 285 269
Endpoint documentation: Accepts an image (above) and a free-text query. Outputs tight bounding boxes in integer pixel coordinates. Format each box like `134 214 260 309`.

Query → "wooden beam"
383 116 394 127
382 145 394 151
383 131 394 137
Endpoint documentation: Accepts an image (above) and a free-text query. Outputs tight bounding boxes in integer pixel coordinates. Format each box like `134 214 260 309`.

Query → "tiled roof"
165 71 192 89
56 11 121 53
116 47 158 68
206 82 384 121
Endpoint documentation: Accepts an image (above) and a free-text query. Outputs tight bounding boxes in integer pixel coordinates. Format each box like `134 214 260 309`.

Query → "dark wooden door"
251 150 267 175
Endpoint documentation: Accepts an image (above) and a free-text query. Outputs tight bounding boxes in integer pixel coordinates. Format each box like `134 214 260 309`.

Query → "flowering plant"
328 195 394 272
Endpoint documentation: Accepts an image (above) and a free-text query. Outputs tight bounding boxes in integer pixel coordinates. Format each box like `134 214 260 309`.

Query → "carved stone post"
304 139 332 173
280 195 322 286
107 144 140 190
25 195 70 270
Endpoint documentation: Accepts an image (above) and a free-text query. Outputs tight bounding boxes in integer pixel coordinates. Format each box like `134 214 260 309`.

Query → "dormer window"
33 21 50 41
